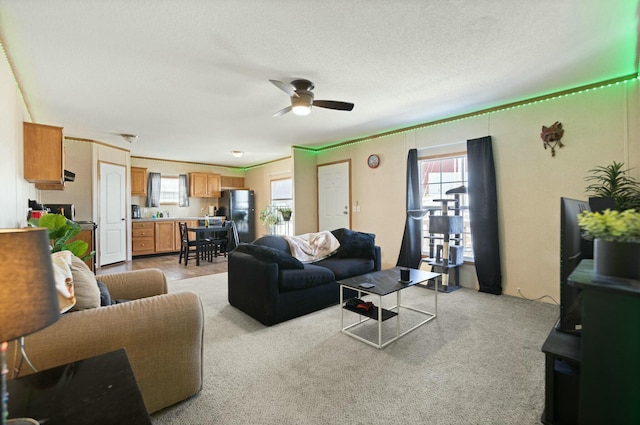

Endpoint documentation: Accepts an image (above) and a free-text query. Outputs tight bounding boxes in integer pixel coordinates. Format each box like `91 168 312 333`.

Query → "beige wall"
0 49 37 228
244 156 293 237
305 81 639 302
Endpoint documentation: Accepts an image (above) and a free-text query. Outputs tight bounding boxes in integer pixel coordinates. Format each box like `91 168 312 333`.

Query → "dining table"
187 225 226 266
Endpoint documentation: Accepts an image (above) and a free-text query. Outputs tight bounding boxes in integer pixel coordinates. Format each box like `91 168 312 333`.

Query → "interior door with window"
99 162 126 266
318 161 350 231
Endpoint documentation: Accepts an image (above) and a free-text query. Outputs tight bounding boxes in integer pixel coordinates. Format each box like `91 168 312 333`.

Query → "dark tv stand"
541 325 581 425
542 260 640 424
568 260 640 424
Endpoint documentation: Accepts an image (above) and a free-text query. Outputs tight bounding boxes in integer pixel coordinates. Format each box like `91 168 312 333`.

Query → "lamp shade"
0 228 59 342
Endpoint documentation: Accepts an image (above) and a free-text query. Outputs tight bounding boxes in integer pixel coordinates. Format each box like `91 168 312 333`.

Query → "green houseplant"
279 207 292 222
584 161 640 211
578 209 640 278
259 207 278 234
28 213 95 260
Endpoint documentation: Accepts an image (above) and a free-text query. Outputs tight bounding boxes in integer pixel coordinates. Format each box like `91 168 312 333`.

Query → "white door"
99 162 126 266
318 161 350 231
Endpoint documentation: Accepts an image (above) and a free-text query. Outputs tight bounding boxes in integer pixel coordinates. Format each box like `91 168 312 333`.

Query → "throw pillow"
331 228 376 259
68 255 101 311
50 251 76 313
96 279 112 307
234 243 304 269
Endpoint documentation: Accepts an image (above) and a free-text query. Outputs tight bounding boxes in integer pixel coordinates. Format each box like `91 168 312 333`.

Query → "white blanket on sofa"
283 231 340 263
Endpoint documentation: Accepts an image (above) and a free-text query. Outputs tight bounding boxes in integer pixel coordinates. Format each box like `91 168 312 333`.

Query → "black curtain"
467 136 502 294
396 149 422 268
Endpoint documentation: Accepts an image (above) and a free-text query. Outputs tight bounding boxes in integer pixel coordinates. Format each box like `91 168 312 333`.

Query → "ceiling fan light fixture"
231 150 244 157
292 105 311 116
121 134 138 143
291 92 313 116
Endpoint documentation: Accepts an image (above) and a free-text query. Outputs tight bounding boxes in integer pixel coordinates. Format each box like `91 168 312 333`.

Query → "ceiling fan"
269 79 354 117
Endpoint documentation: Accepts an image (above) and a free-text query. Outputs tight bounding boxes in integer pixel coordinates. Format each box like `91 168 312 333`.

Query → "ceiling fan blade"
269 80 299 98
273 105 292 117
313 100 354 111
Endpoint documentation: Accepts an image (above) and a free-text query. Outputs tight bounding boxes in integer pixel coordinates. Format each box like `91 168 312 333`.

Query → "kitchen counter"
133 217 226 222
131 216 227 257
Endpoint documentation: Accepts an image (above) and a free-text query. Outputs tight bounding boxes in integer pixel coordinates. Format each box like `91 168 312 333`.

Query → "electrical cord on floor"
517 288 559 304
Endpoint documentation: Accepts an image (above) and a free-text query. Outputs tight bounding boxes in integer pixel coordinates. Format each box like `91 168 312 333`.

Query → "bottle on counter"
204 214 209 228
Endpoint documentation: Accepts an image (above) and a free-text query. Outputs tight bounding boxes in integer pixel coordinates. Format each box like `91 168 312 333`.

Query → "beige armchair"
6 268 204 414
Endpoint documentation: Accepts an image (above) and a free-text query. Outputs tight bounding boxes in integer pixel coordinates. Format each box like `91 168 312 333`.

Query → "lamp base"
8 419 39 425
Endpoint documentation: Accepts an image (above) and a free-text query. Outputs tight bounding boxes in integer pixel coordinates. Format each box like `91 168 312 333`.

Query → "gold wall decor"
540 121 565 157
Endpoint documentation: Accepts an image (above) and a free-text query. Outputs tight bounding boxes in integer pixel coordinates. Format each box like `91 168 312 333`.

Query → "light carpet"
151 273 558 425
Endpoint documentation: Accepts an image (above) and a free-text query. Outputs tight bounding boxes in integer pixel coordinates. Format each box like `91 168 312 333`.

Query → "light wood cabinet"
154 221 176 253
131 167 147 196
189 172 221 198
221 176 245 189
23 122 65 185
207 173 221 197
71 228 95 272
132 221 155 256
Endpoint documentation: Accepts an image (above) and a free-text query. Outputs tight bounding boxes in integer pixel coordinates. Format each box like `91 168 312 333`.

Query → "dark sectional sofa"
228 228 381 325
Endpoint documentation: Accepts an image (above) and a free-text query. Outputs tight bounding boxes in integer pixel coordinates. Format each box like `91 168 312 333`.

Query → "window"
159 175 179 204
271 178 293 236
419 153 474 261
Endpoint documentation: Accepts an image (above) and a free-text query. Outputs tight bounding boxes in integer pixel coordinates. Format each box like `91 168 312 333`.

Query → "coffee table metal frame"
339 267 440 349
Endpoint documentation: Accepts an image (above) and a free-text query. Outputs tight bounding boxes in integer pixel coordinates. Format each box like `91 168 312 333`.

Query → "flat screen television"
558 197 592 334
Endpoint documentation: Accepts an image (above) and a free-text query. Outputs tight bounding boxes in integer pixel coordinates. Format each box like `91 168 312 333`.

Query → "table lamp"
0 228 60 425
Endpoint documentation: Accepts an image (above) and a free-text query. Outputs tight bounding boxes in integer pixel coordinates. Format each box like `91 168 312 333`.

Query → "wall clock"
367 154 380 169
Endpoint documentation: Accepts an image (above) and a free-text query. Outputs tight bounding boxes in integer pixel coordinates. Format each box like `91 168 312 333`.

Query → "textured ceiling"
0 0 638 167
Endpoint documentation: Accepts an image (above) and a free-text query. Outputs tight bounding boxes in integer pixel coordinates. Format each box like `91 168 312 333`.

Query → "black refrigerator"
219 190 255 243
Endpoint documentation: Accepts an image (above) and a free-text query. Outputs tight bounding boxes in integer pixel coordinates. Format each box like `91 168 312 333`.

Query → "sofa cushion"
314 257 375 280
279 264 336 291
234 243 304 269
331 228 376 259
252 235 291 254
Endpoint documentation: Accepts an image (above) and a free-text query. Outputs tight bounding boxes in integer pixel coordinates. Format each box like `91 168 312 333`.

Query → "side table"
339 267 440 348
7 348 151 425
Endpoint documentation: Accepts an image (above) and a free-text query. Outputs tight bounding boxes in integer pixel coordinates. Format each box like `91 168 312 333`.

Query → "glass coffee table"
339 267 440 348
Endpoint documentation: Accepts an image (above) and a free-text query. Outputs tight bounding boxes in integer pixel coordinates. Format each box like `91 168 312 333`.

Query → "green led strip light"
301 72 639 154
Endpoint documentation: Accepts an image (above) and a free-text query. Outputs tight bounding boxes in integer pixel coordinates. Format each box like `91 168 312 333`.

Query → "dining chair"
208 223 230 258
178 222 199 265
196 220 216 261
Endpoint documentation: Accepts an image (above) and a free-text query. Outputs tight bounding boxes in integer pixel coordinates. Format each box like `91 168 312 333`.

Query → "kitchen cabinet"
23 122 65 185
189 172 221 198
221 176 245 189
131 167 147 196
71 228 95 272
132 221 155 256
154 221 176 253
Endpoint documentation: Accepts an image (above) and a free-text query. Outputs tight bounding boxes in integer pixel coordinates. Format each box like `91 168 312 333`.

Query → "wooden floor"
97 251 228 281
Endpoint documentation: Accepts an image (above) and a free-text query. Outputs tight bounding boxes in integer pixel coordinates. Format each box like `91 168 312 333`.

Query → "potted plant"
259 207 278 234
578 208 640 278
279 207 292 222
29 213 95 260
585 161 640 211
